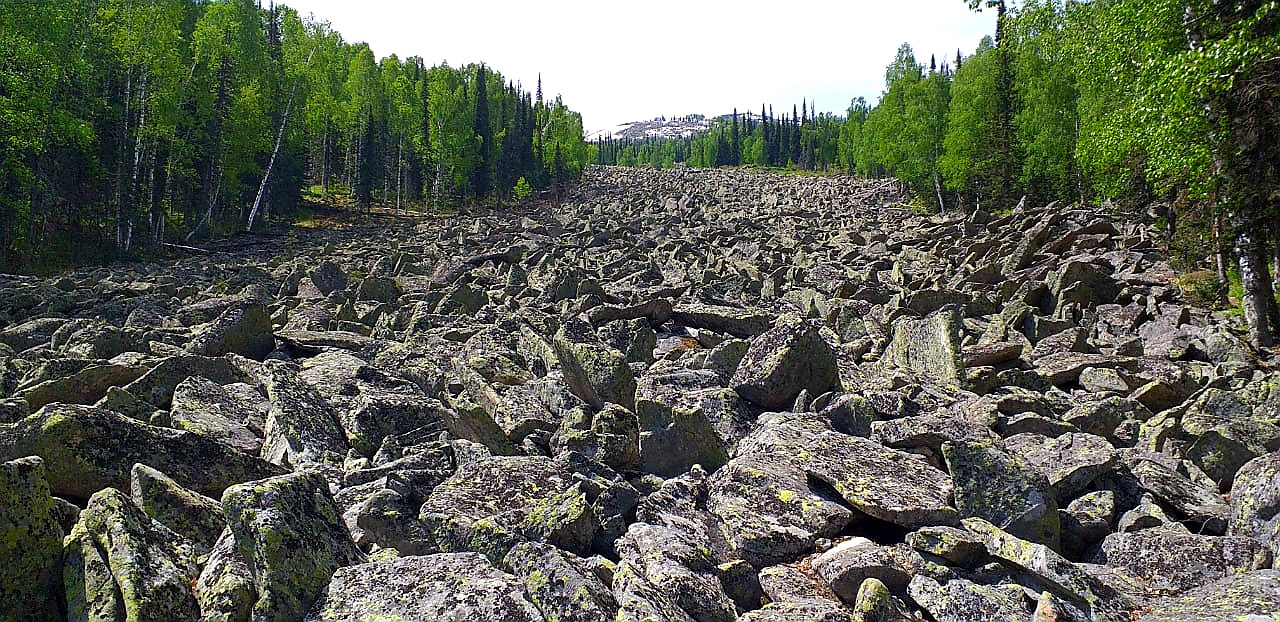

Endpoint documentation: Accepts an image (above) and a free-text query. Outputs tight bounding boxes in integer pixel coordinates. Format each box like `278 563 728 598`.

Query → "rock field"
2 165 1279 621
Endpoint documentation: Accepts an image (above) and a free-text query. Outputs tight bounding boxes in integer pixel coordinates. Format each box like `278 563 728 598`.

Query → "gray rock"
813 537 920 601
169 375 264 455
553 317 637 411
63 488 200 622
130 463 225 555
881 309 965 389
616 521 737 622
188 300 274 360
943 441 1060 548
16 361 149 410
1004 432 1117 499
260 360 348 475
1230 450 1280 556
305 553 544 621
0 403 284 502
1059 491 1115 560
1091 530 1271 594
671 303 773 339
0 456 64 621
195 527 256 622
907 576 1030 622
731 318 839 411
1139 569 1280 622
222 470 365 622
504 541 618 622
904 526 987 566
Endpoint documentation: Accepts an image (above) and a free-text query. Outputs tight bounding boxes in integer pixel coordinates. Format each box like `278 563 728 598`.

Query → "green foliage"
513 177 533 201
1175 270 1228 309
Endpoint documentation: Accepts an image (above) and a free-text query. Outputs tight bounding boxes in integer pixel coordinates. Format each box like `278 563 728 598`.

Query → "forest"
595 0 1280 349
0 0 591 272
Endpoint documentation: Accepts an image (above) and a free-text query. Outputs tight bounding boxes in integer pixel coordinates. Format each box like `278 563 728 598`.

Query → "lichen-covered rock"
1139 569 1280 622
17 362 149 410
615 521 738 622
734 412 957 530
671 303 773 339
553 317 637 411
130 463 225 556
1229 450 1280 555
634 370 746 476
554 402 640 472
345 486 437 556
63 488 200 622
0 456 64 621
1004 432 1117 499
259 360 348 475
195 528 256 622
1060 490 1115 560
707 453 854 567
730 318 838 410
882 309 965 389
943 440 1060 548
305 553 545 621
0 403 284 502
419 454 603 561
904 526 986 567
1180 388 1278 487
612 561 697 622
222 471 365 622
813 537 920 602
1117 450 1230 531
907 576 1030 622
188 301 274 360
503 541 618 622
169 375 264 455
307 261 347 297
1090 530 1271 594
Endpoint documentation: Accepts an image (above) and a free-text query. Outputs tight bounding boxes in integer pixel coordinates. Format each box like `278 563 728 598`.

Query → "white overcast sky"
281 0 997 133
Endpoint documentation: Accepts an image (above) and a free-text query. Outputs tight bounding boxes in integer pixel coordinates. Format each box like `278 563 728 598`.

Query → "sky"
281 0 997 133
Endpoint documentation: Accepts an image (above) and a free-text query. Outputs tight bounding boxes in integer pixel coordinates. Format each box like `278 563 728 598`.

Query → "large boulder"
169 375 264 455
882 309 965 389
260 360 348 474
130 463 226 555
63 488 200 622
943 440 1060 548
730 318 838 410
0 403 284 502
1139 569 1280 622
1090 530 1271 594
222 471 365 622
305 553 545 622
188 300 274 360
0 456 64 621
553 317 637 411
504 541 618 622
1230 450 1280 555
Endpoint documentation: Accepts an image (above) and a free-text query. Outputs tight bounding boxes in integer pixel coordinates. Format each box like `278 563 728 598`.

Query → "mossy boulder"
943 440 1060 549
1090 530 1271 594
552 317 637 411
907 576 1030 622
1229 450 1280 556
222 470 365 622
504 541 618 622
0 403 284 502
881 309 965 390
63 488 200 622
194 528 256 622
187 301 274 360
305 553 543 621
730 318 838 410
1140 569 1280 622
259 360 348 475
169 375 264 455
130 463 225 556
0 456 64 622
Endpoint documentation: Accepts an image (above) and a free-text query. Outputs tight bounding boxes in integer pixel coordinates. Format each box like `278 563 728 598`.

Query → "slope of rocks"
1 165 1277 621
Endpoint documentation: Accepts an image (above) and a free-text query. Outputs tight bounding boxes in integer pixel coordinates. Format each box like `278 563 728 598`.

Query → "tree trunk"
1214 215 1229 282
247 65 304 232
1238 227 1276 348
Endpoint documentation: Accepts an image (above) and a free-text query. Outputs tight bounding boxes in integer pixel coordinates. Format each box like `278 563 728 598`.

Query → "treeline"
0 0 590 272
595 105 842 170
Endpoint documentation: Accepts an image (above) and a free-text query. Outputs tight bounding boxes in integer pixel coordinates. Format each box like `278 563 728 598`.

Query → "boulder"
943 441 1060 548
0 403 284 502
504 541 618 622
730 318 839 410
188 301 274 360
130 463 225 555
260 360 348 474
195 528 256 622
306 553 545 621
907 576 1030 622
882 309 965 389
1090 530 1271 594
169 375 264 455
0 456 64 621
222 471 365 622
552 317 637 411
1139 569 1280 622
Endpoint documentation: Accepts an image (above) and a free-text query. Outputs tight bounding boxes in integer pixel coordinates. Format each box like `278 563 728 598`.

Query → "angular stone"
260 360 348 473
671 303 773 339
0 456 64 621
730 318 839 410
63 488 200 622
615 521 737 622
1140 569 1280 622
188 300 274 360
222 471 365 622
305 553 544 621
169 375 264 455
1004 432 1117 499
1090 530 1271 594
943 441 1060 548
195 528 256 622
1230 450 1280 556
907 576 1030 622
813 537 920 601
882 309 965 389
17 362 149 410
0 403 284 502
130 463 225 555
553 317 637 411
905 526 987 566
504 541 618 622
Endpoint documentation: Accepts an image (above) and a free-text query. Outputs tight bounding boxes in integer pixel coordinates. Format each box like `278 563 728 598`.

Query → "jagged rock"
554 402 640 472
904 526 986 566
504 541 618 622
195 528 256 622
1229 450 1280 555
307 260 347 296
1090 530 1271 593
130 463 225 555
1117 450 1230 531
671 303 773 339
0 403 284 502
1139 569 1280 621
222 471 365 622
0 456 64 621
615 521 738 622
260 360 348 474
63 488 200 622
419 454 603 561
17 361 149 410
907 576 1030 622
813 537 921 601
169 375 264 455
612 561 697 622
1060 491 1115 559
553 317 637 411
188 301 274 360
1004 432 1117 499
882 309 965 389
943 440 1060 548
355 276 401 303
730 318 839 410
1180 388 1278 487
305 553 545 621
